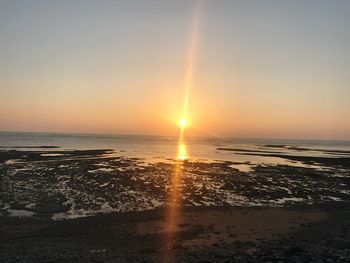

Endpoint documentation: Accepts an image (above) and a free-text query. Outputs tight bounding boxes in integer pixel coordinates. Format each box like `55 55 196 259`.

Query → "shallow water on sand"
1 132 350 220
1 132 350 170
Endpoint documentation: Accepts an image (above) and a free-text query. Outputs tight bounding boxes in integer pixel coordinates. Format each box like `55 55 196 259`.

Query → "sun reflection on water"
177 143 188 161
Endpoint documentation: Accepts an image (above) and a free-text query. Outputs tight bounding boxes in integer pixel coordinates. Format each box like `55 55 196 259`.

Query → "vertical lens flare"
163 0 201 260
181 0 200 126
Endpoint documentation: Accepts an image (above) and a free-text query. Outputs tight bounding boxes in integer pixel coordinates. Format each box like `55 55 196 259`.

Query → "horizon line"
0 129 349 142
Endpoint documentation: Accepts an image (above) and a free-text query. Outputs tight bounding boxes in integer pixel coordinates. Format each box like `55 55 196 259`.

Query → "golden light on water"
177 143 188 161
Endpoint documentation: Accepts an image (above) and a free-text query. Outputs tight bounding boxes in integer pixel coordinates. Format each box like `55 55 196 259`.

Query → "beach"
1 204 349 262
0 134 350 261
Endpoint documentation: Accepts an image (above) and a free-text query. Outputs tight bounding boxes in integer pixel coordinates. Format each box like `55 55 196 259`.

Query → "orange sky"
1 1 349 140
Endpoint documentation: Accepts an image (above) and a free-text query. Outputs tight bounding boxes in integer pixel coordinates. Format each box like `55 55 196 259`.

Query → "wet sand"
1 148 350 262
1 204 349 262
217 147 350 168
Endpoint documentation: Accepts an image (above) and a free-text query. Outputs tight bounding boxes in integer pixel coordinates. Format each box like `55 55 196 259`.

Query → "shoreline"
1 148 350 220
1 147 350 261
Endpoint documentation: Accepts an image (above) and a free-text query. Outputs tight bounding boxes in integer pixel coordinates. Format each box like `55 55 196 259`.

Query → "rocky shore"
0 148 349 262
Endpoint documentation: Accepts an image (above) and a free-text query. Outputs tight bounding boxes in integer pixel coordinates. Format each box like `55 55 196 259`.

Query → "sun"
179 118 187 128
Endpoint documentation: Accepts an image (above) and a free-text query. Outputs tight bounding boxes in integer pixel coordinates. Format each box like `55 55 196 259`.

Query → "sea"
1 131 350 171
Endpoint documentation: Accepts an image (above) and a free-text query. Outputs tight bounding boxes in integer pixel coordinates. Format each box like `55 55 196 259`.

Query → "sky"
1 0 349 140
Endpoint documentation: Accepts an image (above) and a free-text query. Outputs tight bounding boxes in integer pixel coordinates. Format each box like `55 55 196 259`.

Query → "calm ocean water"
1 132 350 169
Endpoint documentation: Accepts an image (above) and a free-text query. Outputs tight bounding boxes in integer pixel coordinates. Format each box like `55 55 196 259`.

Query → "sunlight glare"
177 144 188 161
180 118 187 128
